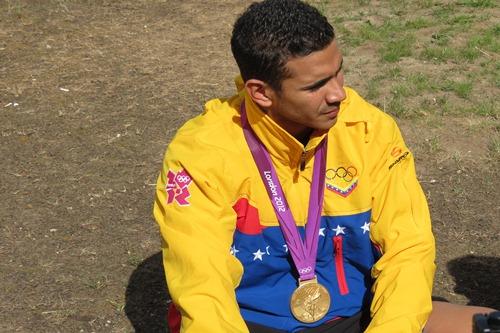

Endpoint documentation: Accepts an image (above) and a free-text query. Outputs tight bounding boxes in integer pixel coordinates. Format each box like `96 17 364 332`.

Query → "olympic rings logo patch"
326 166 358 182
325 165 359 197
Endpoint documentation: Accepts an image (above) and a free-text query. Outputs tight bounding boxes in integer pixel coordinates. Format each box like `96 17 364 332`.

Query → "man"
154 1 495 332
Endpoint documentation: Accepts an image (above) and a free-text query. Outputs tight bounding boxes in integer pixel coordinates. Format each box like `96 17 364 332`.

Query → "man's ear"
245 79 274 109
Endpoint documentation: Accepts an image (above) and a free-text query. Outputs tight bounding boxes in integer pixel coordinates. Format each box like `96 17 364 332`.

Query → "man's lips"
322 106 340 118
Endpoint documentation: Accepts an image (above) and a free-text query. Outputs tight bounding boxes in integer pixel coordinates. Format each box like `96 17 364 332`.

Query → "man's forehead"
283 42 342 82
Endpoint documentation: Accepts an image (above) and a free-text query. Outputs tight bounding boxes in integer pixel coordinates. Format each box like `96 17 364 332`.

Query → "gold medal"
290 278 331 323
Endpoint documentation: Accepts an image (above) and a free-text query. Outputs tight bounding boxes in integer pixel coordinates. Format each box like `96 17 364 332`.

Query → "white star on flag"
283 244 288 253
253 249 265 261
319 228 326 237
230 245 239 256
361 222 371 234
332 225 346 236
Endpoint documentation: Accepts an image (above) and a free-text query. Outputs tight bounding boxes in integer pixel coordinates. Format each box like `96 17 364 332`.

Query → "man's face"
266 40 346 140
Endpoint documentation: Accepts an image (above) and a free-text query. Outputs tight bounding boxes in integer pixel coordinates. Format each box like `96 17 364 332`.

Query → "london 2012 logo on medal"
325 165 358 197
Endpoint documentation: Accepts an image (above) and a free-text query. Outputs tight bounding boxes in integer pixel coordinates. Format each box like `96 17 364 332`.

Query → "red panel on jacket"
233 198 265 235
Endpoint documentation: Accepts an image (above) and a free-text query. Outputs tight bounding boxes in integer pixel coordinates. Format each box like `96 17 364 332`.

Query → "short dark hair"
231 0 335 91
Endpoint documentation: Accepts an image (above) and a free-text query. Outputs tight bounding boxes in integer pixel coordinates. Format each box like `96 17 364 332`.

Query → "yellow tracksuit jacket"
154 84 436 333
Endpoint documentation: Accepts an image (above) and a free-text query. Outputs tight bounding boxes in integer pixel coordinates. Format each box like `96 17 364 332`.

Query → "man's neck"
295 128 313 147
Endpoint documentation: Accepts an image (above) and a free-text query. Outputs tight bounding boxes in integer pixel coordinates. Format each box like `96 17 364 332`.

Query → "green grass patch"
420 46 457 63
494 62 500 88
467 26 500 54
392 82 411 98
447 14 477 27
459 45 481 62
425 136 441 153
435 96 451 115
416 0 435 9
328 0 497 121
456 0 495 8
365 76 383 100
432 4 455 20
357 19 405 43
453 82 472 99
431 32 451 47
346 16 414 62
355 0 370 5
380 35 415 62
419 99 436 115
459 101 498 117
488 136 500 161
421 44 482 63
408 72 434 93
405 17 433 29
440 80 473 99
418 96 468 117
386 66 402 79
336 26 364 48
477 60 500 88
387 96 407 117
357 22 382 42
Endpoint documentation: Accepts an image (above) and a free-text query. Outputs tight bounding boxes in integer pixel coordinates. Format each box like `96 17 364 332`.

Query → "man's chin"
319 117 338 130
312 119 337 135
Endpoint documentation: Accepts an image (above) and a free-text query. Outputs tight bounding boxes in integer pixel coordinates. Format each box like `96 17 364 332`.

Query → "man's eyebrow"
300 58 344 91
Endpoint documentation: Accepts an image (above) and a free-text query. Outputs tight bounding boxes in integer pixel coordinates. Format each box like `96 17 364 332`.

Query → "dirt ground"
0 1 498 332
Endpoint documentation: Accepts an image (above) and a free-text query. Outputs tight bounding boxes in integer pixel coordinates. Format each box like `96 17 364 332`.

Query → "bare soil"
0 1 498 332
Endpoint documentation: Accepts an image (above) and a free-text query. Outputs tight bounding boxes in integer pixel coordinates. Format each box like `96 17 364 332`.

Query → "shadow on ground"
125 252 169 333
448 255 500 309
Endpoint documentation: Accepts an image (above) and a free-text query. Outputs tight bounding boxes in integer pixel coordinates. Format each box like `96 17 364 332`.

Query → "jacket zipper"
333 236 349 295
299 151 306 171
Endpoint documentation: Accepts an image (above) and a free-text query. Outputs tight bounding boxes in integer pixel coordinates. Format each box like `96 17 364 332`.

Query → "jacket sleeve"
153 136 248 333
365 119 436 333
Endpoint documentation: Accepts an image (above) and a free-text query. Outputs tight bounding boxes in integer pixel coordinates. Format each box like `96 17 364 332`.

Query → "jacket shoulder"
344 87 401 144
165 95 244 167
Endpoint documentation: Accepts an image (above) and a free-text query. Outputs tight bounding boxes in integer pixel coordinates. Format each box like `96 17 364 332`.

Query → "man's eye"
308 85 322 92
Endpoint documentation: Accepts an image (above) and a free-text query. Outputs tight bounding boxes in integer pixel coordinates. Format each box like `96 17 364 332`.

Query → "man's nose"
325 78 346 104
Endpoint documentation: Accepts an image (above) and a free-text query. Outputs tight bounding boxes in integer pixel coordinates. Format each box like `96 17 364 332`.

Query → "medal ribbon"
241 102 327 281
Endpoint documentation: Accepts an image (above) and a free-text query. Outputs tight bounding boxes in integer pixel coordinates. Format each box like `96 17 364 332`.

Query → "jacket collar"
243 94 328 168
